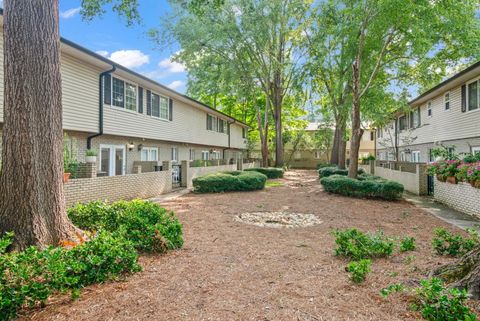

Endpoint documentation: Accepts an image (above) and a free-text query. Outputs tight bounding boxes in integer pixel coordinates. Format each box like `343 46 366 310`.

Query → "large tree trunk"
0 0 77 250
430 246 480 300
338 123 347 170
348 54 363 178
330 124 340 166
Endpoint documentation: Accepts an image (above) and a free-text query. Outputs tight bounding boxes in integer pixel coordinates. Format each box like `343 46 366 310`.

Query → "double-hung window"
189 149 195 161
399 115 407 131
412 108 420 128
467 79 479 111
201 151 209 160
151 93 169 120
141 147 158 161
411 151 420 163
171 147 178 162
207 115 217 131
444 92 450 110
218 119 225 133
427 101 432 116
112 77 137 111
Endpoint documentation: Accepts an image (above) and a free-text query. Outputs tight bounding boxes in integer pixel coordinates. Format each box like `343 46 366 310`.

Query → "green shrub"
68 200 183 253
333 228 395 261
244 167 284 179
192 171 267 193
318 166 365 178
317 163 336 169
413 278 477 321
320 175 404 200
432 228 479 257
346 259 371 283
400 237 416 252
380 283 405 298
0 232 140 321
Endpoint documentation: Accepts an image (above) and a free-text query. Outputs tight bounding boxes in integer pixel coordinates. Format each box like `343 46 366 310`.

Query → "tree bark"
330 124 340 166
0 0 77 250
337 122 347 170
348 57 363 178
430 246 480 300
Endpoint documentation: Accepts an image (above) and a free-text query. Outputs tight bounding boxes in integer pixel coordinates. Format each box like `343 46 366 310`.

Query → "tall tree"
0 0 139 250
161 0 310 167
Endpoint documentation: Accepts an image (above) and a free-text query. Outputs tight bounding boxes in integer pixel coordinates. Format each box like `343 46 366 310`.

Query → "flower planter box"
446 176 457 184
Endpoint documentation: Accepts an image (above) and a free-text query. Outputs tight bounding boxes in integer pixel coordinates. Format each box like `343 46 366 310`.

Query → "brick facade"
434 179 480 217
64 170 172 207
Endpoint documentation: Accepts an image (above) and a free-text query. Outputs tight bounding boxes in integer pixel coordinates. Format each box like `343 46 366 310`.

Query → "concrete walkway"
405 193 480 231
149 188 191 203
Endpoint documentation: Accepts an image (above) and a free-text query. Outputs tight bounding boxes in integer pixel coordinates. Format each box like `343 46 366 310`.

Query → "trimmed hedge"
193 171 267 193
320 174 404 200
244 167 284 179
317 163 336 169
318 166 365 178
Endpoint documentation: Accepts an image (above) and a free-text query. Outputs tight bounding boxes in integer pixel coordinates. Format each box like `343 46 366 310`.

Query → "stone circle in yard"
235 212 322 228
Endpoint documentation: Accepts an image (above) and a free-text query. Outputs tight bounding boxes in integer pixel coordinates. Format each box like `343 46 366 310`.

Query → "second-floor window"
444 92 450 110
427 101 432 116
151 93 169 120
468 80 479 111
399 115 407 131
112 77 137 111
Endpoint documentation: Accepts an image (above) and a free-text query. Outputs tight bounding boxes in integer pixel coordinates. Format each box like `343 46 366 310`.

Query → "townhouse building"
376 61 480 162
0 17 248 177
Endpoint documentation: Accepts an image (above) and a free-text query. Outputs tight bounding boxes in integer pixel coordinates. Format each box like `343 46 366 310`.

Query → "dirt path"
21 170 478 321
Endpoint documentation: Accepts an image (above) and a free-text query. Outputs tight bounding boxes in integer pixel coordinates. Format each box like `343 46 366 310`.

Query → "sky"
59 0 188 93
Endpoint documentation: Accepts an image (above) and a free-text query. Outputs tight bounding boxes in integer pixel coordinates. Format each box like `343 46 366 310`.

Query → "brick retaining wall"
434 179 480 217
65 170 172 207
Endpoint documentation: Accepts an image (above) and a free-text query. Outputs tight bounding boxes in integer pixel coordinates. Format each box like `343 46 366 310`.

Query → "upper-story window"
427 101 432 116
444 92 450 110
242 128 247 138
112 77 137 111
467 79 479 111
207 114 228 133
151 93 169 120
411 108 420 128
399 115 407 131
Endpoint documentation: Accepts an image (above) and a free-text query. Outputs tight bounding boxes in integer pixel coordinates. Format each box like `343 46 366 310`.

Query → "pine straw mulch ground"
19 170 480 321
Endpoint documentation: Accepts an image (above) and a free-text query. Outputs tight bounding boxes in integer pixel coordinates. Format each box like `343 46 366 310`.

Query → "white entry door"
99 144 126 176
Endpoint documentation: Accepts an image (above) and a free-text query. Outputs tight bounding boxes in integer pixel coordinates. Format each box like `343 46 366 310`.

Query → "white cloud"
97 50 150 69
158 54 185 73
60 7 81 19
167 80 185 91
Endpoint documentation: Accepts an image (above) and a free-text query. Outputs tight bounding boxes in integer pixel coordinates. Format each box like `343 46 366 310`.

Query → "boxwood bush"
320 174 404 200
193 171 267 193
68 200 183 253
318 166 365 178
244 167 284 179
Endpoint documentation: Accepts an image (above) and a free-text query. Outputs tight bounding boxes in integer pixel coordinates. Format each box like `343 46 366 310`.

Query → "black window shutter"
206 114 209 129
138 87 144 113
169 98 173 121
146 90 152 116
461 84 467 112
104 74 112 105
418 107 421 126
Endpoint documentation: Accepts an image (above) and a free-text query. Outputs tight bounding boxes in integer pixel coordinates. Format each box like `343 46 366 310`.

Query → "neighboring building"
253 122 376 169
0 18 248 177
376 61 480 162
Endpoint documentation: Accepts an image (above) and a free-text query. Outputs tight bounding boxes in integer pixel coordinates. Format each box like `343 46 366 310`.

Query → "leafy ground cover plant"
413 278 477 321
346 259 371 283
68 200 183 253
320 174 404 200
0 231 141 321
192 171 267 193
333 228 395 261
432 228 479 257
244 167 284 179
400 237 416 252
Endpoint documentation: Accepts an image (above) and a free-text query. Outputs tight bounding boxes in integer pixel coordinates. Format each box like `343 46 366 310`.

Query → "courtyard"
20 170 477 321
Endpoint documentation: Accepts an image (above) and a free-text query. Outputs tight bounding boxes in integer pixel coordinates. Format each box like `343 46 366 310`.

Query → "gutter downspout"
87 65 116 149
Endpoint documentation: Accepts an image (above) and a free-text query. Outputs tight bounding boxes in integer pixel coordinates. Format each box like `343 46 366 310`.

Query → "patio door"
99 144 126 176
